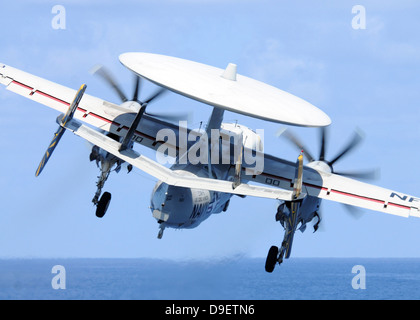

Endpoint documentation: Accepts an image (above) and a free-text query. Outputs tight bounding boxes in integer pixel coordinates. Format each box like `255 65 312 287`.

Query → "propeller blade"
145 111 193 123
341 203 364 219
319 127 327 161
333 168 380 181
278 129 315 162
143 88 167 105
90 65 128 102
35 126 66 177
133 75 141 102
35 84 87 177
327 130 364 167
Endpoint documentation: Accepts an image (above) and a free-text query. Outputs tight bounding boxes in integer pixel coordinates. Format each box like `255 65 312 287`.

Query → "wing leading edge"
0 64 186 156
306 172 420 218
245 154 420 219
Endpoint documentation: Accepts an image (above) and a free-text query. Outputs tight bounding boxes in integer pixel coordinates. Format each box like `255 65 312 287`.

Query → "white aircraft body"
1 53 419 272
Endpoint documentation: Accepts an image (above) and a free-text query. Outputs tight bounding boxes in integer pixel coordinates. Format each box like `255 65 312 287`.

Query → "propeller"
35 84 87 176
277 128 315 163
324 127 363 169
278 127 380 221
91 64 166 112
92 65 194 124
91 65 129 102
278 127 379 181
310 203 363 233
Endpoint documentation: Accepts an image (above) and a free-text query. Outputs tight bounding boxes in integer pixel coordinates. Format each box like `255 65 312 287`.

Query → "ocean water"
0 258 419 300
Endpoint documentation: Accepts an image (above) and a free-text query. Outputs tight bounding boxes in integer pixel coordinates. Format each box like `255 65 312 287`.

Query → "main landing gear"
265 201 299 273
265 245 280 273
91 150 114 218
264 242 290 273
90 151 132 218
90 141 129 218
265 200 322 273
96 192 111 218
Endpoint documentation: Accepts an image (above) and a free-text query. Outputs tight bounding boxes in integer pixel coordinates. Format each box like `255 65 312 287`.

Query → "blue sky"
0 0 420 260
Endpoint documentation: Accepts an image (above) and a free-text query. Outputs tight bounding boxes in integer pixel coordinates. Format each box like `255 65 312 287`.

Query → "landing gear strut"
92 162 112 218
265 201 300 273
90 142 124 218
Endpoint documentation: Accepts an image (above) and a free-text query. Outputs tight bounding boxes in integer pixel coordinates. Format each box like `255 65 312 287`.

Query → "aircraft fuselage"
150 164 232 230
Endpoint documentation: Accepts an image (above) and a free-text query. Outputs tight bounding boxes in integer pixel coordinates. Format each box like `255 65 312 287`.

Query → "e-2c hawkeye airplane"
1 52 419 273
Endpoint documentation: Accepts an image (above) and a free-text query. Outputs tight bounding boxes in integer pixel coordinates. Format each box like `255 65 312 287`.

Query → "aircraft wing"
63 118 297 201
0 64 121 127
3 64 419 216
245 154 420 218
309 171 420 218
0 63 186 154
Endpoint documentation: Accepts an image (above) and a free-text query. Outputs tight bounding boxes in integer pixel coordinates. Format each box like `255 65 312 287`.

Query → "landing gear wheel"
265 245 279 273
96 192 111 218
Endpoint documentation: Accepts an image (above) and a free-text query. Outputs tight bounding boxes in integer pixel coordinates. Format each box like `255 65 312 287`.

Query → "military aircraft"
1 52 419 272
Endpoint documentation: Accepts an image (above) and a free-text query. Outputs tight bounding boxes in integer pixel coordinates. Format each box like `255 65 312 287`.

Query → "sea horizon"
1 257 419 300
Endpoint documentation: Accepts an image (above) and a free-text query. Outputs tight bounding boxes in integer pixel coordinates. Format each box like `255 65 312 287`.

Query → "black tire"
265 246 279 273
96 192 111 218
